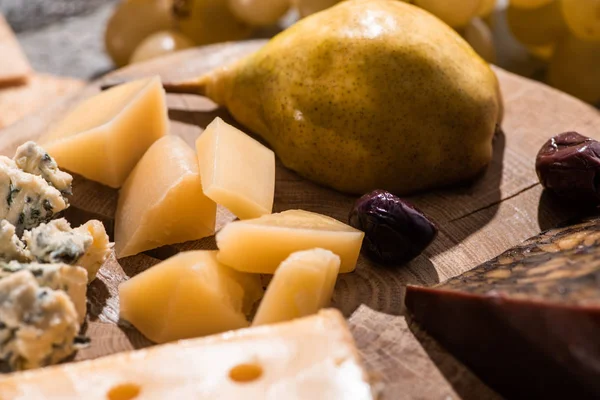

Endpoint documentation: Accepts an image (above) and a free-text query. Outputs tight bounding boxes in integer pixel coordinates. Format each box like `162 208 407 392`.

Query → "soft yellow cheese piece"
39 76 168 188
253 249 340 326
119 250 263 343
216 210 364 274
0 310 374 400
115 135 217 257
196 117 275 220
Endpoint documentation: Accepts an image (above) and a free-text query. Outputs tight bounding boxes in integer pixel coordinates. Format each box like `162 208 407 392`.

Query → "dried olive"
349 190 437 265
536 131 600 205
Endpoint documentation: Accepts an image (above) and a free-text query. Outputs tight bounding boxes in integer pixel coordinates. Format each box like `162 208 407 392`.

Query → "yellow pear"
165 0 502 195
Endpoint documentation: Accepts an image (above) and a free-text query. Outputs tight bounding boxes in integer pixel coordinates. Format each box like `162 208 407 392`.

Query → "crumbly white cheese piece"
0 261 88 324
13 141 73 195
0 157 68 235
0 271 81 372
0 220 31 262
23 218 111 282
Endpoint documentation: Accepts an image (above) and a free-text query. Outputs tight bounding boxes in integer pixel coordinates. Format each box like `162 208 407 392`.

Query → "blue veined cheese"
0 157 69 235
0 220 31 262
22 218 111 282
13 141 73 195
0 271 81 372
0 261 88 324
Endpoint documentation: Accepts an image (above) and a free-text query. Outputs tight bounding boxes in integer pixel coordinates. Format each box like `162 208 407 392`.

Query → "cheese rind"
119 250 263 343
115 136 217 257
39 76 168 188
196 117 275 220
0 310 373 400
216 210 364 273
253 248 340 326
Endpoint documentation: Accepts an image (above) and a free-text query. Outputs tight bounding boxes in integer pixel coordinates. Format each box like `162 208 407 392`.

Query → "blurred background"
0 0 598 109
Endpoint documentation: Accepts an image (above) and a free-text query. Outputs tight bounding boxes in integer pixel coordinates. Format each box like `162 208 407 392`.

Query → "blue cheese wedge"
0 220 31 262
13 141 72 195
23 218 111 282
0 158 69 235
0 261 87 323
0 270 80 372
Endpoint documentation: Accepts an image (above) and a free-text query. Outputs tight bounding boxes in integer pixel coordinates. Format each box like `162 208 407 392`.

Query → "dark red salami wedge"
406 217 600 399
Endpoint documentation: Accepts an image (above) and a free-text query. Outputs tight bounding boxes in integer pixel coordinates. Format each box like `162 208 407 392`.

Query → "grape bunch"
105 0 499 68
506 0 600 105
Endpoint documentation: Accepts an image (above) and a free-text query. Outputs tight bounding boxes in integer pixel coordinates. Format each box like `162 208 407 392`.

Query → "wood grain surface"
0 39 599 399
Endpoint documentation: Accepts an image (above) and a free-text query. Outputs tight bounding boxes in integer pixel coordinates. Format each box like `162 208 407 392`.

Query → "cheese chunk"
253 249 340 326
0 220 31 262
0 271 81 372
13 141 73 194
217 210 364 274
115 136 217 257
0 261 88 324
23 218 111 282
196 117 275 220
0 310 373 400
119 250 263 343
39 76 168 188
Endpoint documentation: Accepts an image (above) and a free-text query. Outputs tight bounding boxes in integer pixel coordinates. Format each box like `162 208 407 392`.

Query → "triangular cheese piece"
115 136 216 257
0 14 31 88
39 76 168 188
0 310 374 400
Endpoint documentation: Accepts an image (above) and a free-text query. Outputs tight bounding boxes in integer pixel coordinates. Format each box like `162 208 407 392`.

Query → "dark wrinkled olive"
536 131 600 205
349 190 437 265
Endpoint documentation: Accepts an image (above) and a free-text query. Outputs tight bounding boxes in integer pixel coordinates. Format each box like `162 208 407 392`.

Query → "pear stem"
162 80 207 96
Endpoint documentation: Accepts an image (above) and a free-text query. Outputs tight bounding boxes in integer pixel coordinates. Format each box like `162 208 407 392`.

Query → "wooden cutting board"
0 39 599 399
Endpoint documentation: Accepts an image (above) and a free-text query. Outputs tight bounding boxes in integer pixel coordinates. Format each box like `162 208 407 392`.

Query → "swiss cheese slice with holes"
0 309 374 400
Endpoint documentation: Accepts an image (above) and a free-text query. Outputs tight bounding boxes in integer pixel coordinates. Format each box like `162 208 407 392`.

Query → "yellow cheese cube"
216 210 364 274
196 117 275 220
39 76 168 188
119 250 263 343
115 135 216 258
253 248 340 326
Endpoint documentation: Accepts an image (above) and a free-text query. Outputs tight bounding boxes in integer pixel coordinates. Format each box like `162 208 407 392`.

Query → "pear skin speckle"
205 0 501 195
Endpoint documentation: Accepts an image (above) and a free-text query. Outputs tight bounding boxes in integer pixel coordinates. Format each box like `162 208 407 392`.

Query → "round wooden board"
1 39 599 399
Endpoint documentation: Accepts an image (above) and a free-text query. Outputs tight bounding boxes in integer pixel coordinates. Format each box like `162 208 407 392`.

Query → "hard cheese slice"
0 14 31 88
119 250 263 343
0 310 373 400
39 76 168 188
217 209 364 273
196 117 275 220
253 248 340 326
115 135 216 257
405 217 600 399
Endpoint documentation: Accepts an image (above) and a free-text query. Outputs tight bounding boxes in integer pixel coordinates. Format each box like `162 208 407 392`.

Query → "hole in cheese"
196 117 275 220
228 363 263 383
106 383 141 400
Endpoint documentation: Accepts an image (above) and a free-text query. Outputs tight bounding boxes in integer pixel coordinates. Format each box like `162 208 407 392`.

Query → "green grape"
129 30 195 64
462 18 497 63
510 0 553 8
294 0 341 17
477 0 496 17
506 1 567 46
560 0 600 41
548 33 600 104
413 0 481 28
229 0 290 26
105 0 174 67
174 0 252 45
